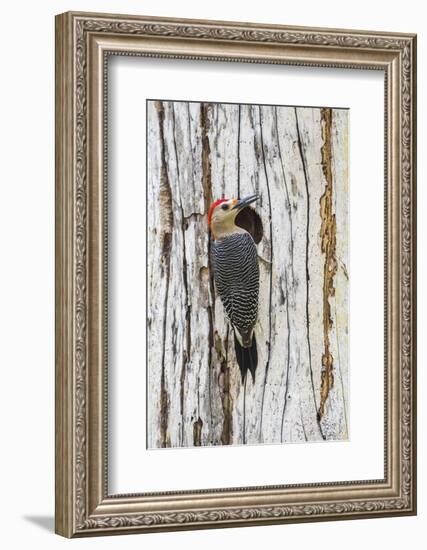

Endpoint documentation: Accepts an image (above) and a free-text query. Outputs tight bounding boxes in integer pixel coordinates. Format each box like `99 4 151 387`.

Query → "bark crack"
193 417 203 446
258 106 274 442
295 108 325 439
155 100 174 448
237 104 241 198
318 107 337 420
275 107 295 441
171 104 191 447
217 326 233 445
201 103 215 438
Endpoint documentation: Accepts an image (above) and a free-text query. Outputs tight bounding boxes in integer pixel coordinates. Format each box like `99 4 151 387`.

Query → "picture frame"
55 11 417 537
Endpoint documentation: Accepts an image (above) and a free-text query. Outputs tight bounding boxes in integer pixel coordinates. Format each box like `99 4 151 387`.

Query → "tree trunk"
147 100 349 448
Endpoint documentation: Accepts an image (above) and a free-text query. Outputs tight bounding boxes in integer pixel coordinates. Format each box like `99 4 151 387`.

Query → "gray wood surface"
147 100 348 448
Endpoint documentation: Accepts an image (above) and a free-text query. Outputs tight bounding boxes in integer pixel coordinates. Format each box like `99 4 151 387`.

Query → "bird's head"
208 195 258 240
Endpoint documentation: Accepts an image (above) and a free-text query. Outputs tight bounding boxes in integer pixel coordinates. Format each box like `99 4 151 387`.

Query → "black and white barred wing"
211 232 259 342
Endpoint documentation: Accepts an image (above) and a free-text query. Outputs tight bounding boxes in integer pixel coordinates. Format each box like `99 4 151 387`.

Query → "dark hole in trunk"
235 206 264 244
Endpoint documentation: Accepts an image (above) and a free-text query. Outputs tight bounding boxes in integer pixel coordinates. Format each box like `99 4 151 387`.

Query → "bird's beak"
232 194 258 211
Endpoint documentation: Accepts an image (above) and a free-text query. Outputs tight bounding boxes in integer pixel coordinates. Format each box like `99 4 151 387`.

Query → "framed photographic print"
55 11 417 537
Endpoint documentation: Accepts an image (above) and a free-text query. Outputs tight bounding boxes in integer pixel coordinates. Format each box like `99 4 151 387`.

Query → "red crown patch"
208 199 228 226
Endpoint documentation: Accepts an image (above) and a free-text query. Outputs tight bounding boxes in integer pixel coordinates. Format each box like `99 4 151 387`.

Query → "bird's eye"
221 204 229 211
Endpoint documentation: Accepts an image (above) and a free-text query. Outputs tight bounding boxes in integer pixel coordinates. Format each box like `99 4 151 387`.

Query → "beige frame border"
55 11 417 538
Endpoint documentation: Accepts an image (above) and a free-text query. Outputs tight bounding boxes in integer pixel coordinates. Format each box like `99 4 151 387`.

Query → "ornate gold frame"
55 11 417 537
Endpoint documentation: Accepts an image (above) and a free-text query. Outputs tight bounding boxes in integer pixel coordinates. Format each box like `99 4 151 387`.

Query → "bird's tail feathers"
234 331 257 383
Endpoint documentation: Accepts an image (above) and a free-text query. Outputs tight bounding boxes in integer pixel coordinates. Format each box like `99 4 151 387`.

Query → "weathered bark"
147 100 349 448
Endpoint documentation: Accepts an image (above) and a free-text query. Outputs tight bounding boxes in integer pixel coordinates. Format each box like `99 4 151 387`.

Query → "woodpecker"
208 195 260 383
